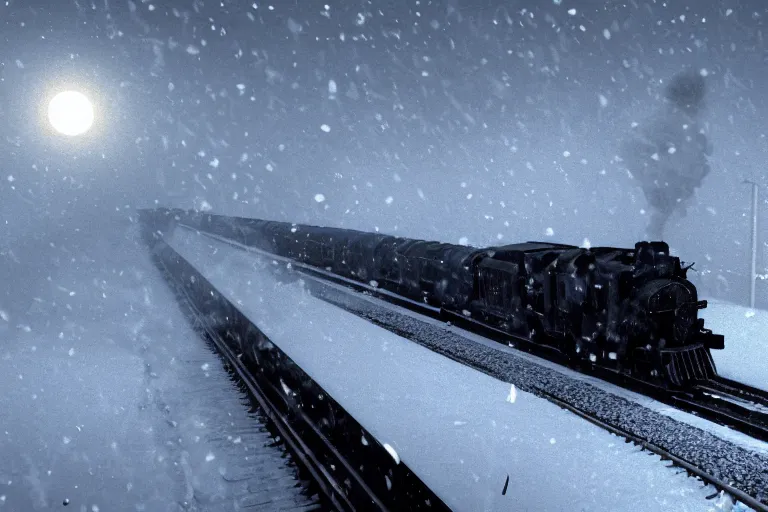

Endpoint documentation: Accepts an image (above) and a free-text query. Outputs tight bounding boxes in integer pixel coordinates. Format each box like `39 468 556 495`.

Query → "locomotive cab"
473 251 529 336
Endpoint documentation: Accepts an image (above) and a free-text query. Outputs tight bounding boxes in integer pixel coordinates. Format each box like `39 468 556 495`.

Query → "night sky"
2 0 768 305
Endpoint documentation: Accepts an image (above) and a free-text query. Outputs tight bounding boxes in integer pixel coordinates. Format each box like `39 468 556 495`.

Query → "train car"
157 210 723 388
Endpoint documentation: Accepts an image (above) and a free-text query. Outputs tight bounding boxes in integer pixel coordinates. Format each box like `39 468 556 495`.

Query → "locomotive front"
623 242 723 386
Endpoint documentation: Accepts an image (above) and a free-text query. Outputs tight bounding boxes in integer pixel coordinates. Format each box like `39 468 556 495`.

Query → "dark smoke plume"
621 70 712 240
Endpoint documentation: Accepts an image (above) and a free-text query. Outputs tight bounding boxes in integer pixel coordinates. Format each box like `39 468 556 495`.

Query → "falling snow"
506 384 517 403
382 443 400 464
1 2 765 509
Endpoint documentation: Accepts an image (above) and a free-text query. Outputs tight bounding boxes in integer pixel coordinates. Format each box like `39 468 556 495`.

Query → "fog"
2 1 768 509
2 1 767 313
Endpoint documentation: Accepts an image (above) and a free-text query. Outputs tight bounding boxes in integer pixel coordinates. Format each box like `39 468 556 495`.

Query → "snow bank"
700 300 768 390
0 222 316 511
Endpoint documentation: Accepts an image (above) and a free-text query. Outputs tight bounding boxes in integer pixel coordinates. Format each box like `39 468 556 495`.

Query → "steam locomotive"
147 209 725 388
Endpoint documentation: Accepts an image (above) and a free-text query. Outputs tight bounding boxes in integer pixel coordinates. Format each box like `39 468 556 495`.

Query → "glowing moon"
48 91 94 136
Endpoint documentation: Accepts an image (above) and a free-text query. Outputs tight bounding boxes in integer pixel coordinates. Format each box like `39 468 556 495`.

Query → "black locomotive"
147 209 725 388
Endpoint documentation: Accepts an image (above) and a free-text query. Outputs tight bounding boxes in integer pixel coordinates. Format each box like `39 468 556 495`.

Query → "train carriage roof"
491 241 579 253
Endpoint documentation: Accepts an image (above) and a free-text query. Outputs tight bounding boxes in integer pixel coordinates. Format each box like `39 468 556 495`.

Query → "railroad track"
146 234 451 512
703 377 768 412
681 380 768 442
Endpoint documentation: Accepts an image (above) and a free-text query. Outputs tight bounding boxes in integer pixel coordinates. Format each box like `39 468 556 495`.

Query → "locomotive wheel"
560 333 585 370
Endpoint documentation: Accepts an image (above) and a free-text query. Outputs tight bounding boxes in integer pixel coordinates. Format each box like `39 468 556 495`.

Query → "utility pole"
744 180 759 309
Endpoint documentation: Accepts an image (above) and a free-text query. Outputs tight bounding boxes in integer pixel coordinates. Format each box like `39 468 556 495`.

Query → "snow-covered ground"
3 217 759 511
169 226 742 512
0 220 318 511
700 300 768 391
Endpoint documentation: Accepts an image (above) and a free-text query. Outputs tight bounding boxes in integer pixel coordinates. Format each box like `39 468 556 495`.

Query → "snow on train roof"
491 241 579 252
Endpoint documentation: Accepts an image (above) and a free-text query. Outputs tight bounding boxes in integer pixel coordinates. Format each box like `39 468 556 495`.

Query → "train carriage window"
479 267 512 312
320 242 334 261
593 282 607 311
